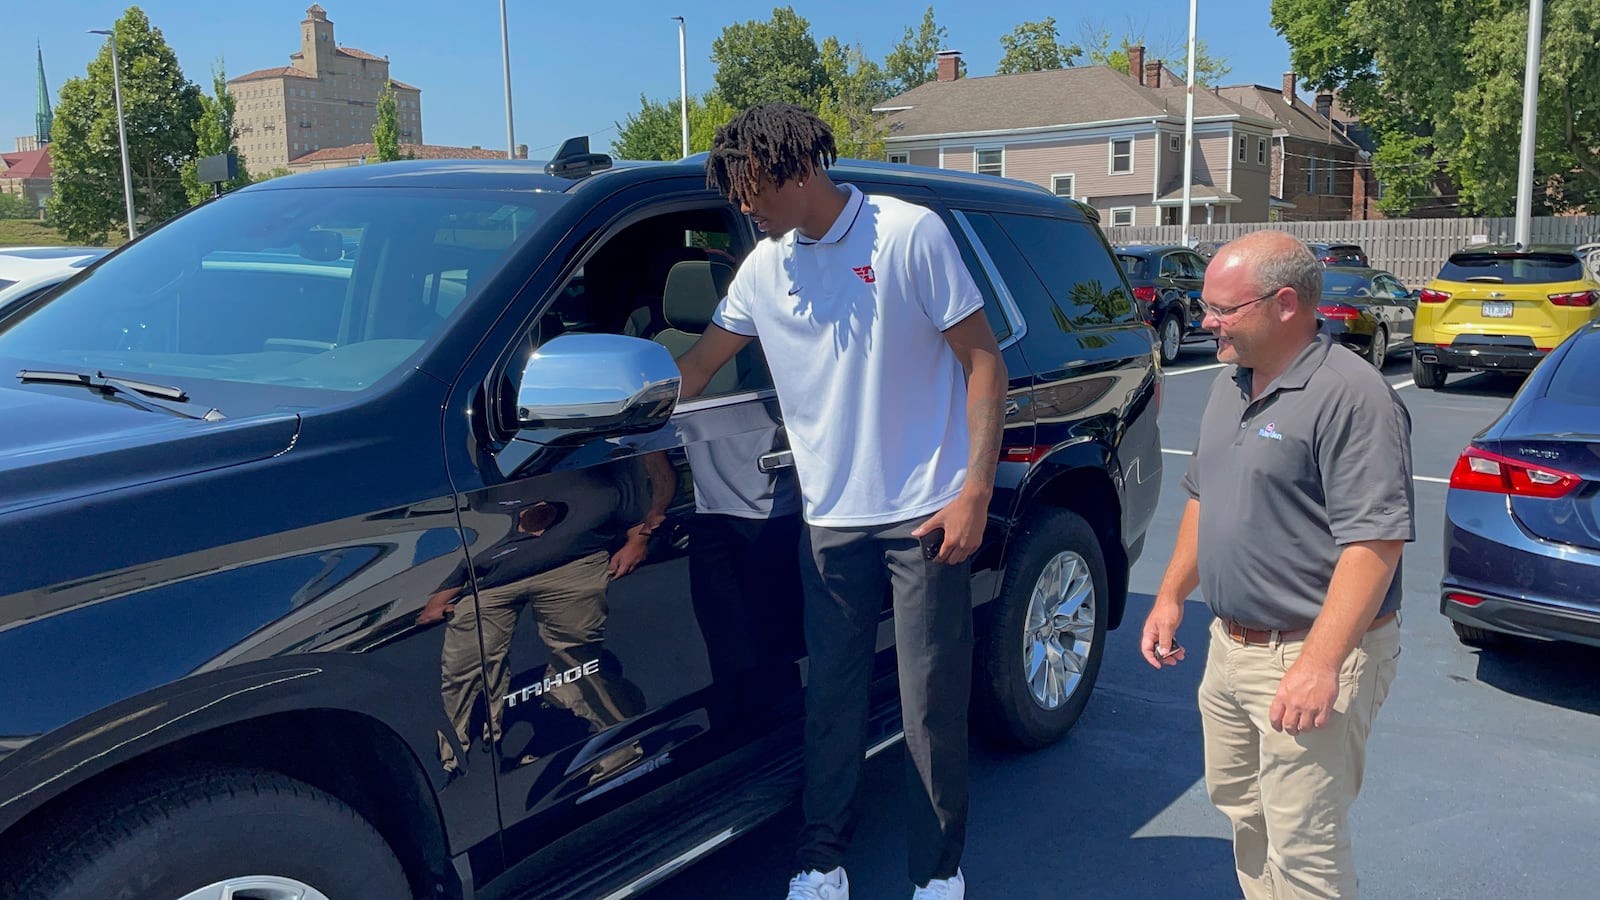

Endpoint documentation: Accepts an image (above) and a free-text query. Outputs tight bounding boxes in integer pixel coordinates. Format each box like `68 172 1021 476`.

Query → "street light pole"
673 16 689 159
89 28 137 241
1514 0 1544 248
1181 0 1198 246
500 0 515 160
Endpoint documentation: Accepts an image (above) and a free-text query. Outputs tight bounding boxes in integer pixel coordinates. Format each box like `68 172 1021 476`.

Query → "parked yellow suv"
1412 244 1600 389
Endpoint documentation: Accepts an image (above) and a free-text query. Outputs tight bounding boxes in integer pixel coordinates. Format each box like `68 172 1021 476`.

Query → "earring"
799 180 806 187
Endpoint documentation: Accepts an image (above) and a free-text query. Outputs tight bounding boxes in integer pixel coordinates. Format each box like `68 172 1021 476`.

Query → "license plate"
1482 301 1514 318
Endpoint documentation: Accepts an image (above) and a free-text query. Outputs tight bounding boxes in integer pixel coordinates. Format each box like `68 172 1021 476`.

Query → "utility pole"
88 28 136 241
1514 0 1544 248
674 17 689 159
500 0 515 160
1181 0 1198 246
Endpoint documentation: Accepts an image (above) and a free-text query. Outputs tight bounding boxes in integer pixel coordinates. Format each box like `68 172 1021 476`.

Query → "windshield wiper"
17 369 225 421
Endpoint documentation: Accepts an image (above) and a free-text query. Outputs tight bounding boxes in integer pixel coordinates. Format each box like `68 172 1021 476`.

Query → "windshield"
0 186 560 393
1116 254 1149 278
1321 271 1375 298
1440 252 1584 284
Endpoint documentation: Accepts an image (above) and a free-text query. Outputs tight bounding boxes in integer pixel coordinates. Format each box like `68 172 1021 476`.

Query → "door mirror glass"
514 333 680 441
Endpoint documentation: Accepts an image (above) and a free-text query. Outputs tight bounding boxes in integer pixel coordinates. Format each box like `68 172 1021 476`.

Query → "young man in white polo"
675 103 1007 900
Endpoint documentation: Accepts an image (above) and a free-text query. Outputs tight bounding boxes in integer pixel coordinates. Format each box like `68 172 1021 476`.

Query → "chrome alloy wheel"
1022 551 1097 710
1161 316 1182 362
177 877 332 900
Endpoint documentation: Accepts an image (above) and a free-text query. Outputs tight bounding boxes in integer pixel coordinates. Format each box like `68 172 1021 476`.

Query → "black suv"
0 148 1161 900
1114 243 1211 365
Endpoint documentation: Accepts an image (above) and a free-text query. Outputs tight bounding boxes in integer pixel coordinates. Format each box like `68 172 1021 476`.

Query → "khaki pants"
1199 615 1401 899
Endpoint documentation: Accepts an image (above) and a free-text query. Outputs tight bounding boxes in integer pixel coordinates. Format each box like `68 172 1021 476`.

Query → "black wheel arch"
1009 443 1130 631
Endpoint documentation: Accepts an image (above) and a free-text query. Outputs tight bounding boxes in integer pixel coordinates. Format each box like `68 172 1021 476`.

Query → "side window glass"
988 212 1139 328
938 211 1011 343
1159 254 1183 278
531 206 769 399
960 212 1064 331
1181 252 1207 278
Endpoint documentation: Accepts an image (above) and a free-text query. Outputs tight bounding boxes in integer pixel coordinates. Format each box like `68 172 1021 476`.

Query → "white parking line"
1165 363 1227 376
1162 448 1451 486
1389 378 1415 390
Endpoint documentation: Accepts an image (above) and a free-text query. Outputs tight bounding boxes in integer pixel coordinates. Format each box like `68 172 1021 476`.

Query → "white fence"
1110 216 1600 287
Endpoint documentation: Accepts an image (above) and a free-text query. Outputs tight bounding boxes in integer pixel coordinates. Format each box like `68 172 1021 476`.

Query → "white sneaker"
786 867 849 900
912 868 965 900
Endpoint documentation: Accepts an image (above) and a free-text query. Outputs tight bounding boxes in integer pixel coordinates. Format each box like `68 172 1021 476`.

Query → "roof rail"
544 136 613 179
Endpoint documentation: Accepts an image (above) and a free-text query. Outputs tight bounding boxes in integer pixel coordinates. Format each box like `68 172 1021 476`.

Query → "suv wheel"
1157 313 1184 366
976 508 1108 750
6 767 410 900
1412 352 1447 389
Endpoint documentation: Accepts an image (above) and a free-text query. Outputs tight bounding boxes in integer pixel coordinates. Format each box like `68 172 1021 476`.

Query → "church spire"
35 42 53 145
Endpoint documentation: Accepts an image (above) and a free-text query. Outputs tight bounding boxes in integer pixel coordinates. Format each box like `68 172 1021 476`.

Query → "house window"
1110 138 1133 174
975 148 1004 177
886 151 910 165
1258 138 1267 164
1051 174 1075 199
1307 157 1318 194
1169 134 1180 153
1109 207 1135 227
1237 136 1248 161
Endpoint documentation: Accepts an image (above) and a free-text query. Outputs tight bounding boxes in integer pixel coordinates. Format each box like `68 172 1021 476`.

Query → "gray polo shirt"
1181 335 1414 631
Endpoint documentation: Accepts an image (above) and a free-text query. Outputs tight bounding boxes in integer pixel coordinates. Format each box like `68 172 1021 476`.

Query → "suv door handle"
758 451 795 473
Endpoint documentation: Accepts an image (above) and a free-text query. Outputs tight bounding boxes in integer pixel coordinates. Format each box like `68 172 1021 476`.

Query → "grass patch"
0 220 125 248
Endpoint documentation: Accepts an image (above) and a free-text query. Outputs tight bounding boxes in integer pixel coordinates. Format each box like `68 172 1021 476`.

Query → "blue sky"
6 1 1295 159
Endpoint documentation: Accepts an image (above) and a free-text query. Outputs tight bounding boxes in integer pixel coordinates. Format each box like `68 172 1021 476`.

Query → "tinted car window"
1159 254 1184 278
1321 271 1375 297
1439 253 1586 284
1116 254 1149 279
1546 336 1600 406
988 213 1137 327
0 188 559 393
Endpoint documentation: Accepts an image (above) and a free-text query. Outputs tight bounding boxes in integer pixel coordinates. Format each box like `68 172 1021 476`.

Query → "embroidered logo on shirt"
851 265 876 283
1257 422 1284 441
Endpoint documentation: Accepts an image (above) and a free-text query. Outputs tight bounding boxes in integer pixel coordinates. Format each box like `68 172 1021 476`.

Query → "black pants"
795 515 973 885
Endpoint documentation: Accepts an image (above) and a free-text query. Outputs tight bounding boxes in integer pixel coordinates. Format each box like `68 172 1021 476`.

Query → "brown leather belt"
1224 612 1396 647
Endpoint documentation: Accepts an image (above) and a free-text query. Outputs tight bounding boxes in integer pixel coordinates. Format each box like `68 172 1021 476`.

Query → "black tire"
1412 351 1447 389
1453 621 1504 648
1156 312 1184 367
6 766 410 900
975 508 1109 750
1366 325 1388 368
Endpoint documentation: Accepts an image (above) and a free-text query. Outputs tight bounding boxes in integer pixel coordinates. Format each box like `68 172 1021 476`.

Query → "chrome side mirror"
514 333 680 440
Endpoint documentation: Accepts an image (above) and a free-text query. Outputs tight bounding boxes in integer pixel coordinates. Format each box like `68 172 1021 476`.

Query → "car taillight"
1316 304 1361 320
1132 286 1158 302
1446 592 1486 607
1448 446 1582 499
1548 290 1598 307
1418 289 1451 303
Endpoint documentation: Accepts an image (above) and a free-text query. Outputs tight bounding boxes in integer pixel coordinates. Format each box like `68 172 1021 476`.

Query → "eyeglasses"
1200 287 1285 320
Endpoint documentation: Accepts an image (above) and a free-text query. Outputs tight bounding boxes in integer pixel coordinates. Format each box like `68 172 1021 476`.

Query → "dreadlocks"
705 103 837 204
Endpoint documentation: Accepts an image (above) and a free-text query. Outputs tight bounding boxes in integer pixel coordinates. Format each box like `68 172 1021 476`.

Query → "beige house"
229 5 422 171
876 49 1279 228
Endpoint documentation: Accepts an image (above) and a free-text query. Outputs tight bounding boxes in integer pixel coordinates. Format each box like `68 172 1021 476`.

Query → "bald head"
1211 231 1322 311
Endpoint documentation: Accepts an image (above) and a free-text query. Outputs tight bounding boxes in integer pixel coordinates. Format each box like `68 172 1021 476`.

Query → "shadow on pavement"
644 592 1240 899
1470 638 1600 717
1432 371 1525 399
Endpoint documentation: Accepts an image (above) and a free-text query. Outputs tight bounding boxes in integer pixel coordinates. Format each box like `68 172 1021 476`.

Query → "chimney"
1315 91 1333 119
1282 72 1298 104
516 144 529 159
1145 62 1162 89
1129 46 1146 85
936 50 962 83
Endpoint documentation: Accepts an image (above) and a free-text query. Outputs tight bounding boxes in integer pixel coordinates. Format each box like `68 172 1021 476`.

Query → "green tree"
997 17 1081 74
885 6 964 95
47 7 204 244
818 37 891 158
1077 20 1232 86
1270 0 1600 215
710 7 829 110
252 166 294 183
612 92 739 161
371 82 401 162
180 61 251 205
0 193 35 219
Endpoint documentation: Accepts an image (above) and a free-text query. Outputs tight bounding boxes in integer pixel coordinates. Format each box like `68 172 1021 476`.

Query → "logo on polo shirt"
851 265 876 283
1257 422 1284 441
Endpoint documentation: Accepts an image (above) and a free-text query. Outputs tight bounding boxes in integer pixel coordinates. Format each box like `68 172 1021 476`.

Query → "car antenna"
544 136 613 179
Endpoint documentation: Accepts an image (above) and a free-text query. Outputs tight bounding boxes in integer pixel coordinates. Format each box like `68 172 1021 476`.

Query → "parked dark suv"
1114 243 1211 365
0 147 1161 900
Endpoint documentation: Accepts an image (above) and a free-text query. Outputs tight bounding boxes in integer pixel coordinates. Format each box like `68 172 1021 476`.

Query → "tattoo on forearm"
967 393 1004 491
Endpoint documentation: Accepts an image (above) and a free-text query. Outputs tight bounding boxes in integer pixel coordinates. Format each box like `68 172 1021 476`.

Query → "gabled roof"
336 46 385 62
1213 85 1360 149
289 143 503 165
389 79 420 92
231 66 315 83
876 65 1274 141
0 148 51 181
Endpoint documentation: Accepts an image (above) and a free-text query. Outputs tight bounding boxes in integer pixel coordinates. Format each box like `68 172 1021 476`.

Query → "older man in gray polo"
1141 231 1413 898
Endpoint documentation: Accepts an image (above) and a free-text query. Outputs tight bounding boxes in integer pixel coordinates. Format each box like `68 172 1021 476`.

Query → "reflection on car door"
441 189 807 884
1376 274 1415 345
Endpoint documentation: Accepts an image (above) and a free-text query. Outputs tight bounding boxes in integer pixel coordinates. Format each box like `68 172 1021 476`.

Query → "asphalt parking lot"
646 342 1600 899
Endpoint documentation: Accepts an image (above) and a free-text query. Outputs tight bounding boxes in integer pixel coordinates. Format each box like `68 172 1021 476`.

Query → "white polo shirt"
712 184 985 527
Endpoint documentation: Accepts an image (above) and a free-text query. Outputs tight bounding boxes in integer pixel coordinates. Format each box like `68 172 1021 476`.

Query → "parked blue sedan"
1442 320 1600 649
